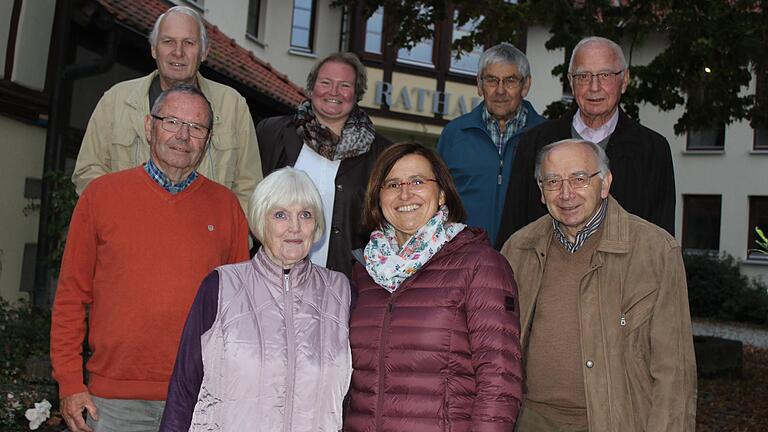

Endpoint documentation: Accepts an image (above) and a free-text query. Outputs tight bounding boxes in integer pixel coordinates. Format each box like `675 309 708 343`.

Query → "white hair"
248 167 325 244
568 36 628 73
148 6 209 55
534 138 610 180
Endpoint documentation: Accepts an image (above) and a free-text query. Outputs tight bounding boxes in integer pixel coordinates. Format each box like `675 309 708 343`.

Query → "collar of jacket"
460 99 539 135
560 107 646 158
125 70 223 126
251 246 312 289
514 195 631 257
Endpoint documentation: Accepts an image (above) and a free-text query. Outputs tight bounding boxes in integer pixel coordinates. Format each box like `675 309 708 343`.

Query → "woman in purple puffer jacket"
345 143 523 432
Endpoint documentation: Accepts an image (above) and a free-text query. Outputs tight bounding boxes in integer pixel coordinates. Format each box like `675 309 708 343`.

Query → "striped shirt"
144 159 198 195
553 198 608 253
482 104 529 155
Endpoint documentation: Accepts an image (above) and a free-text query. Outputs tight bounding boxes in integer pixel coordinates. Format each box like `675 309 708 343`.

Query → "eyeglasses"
539 171 601 191
569 70 624 86
381 177 438 192
481 75 525 90
151 115 210 139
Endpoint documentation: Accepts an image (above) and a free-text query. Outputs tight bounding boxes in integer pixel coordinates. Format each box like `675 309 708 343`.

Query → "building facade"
189 0 767 280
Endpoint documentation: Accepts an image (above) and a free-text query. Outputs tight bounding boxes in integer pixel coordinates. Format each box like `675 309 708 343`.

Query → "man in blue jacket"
438 43 545 245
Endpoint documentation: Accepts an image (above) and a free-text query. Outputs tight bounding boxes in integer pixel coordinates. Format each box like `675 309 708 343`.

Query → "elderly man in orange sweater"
50 83 250 432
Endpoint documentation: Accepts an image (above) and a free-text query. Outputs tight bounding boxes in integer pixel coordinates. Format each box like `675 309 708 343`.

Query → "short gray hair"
534 139 610 180
568 36 627 74
477 42 530 81
151 83 213 129
148 6 209 56
306 52 367 102
248 167 325 244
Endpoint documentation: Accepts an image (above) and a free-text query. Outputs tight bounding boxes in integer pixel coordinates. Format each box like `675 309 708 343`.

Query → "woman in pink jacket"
345 143 523 431
161 167 351 431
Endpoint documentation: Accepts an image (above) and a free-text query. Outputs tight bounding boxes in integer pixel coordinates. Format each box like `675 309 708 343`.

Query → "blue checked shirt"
144 159 198 195
482 104 529 155
553 198 608 253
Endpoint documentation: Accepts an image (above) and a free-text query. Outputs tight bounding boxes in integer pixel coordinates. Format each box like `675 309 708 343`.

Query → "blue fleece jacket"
437 100 545 245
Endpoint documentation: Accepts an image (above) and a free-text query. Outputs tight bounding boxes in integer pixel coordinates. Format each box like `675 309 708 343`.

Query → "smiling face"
151 12 208 89
539 142 612 240
380 154 445 246
144 91 210 182
477 62 531 123
310 61 357 132
569 41 628 128
262 203 317 268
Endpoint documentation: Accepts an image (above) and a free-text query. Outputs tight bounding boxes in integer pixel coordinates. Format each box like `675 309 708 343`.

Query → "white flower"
24 399 51 430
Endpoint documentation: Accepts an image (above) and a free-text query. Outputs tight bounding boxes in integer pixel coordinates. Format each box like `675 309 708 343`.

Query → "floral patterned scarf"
364 206 466 292
294 100 376 161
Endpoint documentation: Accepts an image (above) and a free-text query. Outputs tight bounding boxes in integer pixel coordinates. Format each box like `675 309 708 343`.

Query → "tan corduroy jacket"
72 71 262 212
501 196 696 432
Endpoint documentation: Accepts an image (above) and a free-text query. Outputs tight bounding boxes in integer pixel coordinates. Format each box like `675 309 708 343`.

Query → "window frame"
289 0 317 53
449 11 484 76
246 0 263 40
754 66 768 150
685 123 726 151
747 196 768 261
681 194 722 255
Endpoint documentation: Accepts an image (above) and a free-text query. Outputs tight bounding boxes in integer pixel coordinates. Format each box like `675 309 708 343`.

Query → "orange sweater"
51 167 249 399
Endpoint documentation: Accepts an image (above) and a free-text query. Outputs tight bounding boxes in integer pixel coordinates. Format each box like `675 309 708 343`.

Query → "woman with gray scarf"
257 52 390 278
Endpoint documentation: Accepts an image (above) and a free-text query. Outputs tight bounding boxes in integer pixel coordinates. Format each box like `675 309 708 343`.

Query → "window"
290 0 315 52
682 195 722 254
246 0 262 39
686 124 725 150
450 12 483 75
747 196 768 261
185 0 204 9
755 66 768 150
397 5 434 67
364 7 384 54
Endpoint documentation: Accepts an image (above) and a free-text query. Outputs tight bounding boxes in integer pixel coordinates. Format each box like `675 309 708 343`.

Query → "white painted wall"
12 0 56 91
0 116 46 303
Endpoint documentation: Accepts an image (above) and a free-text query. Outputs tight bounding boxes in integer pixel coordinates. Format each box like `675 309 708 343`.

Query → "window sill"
288 48 317 59
744 256 768 266
184 0 205 12
681 149 725 155
245 33 267 49
749 149 768 155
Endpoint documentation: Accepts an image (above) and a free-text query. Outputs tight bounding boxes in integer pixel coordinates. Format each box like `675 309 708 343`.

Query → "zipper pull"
388 302 394 314
283 269 290 293
619 313 627 327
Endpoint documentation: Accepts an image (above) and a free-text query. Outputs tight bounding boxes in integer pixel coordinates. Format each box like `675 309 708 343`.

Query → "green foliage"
685 253 768 325
0 298 52 383
43 172 78 278
335 0 768 134
752 226 768 255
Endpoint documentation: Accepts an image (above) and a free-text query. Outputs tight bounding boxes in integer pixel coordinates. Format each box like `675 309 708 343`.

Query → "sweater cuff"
56 373 88 398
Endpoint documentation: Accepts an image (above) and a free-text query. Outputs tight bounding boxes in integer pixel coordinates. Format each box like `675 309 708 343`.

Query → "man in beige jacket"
72 5 261 212
500 139 696 431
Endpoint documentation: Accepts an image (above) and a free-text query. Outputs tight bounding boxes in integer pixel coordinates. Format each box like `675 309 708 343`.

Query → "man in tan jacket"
72 5 261 212
500 138 696 431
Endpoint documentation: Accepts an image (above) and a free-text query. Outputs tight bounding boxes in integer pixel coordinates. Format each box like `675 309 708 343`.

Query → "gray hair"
148 6 209 56
151 83 213 129
477 42 531 81
568 36 627 74
248 167 325 244
306 52 367 102
534 139 610 180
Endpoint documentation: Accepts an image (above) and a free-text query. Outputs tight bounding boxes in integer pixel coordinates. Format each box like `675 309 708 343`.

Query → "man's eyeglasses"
569 70 624 86
151 115 210 139
381 177 438 192
539 171 601 191
481 75 525 90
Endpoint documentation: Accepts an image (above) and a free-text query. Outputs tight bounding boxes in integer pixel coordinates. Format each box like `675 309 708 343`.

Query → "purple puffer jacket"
345 227 523 432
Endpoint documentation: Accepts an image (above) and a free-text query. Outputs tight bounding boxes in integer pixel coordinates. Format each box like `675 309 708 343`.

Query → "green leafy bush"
685 253 768 325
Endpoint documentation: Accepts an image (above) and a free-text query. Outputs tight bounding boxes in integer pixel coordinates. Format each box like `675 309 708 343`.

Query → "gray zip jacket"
161 249 351 431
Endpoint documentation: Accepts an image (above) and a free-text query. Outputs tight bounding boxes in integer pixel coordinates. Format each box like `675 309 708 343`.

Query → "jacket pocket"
109 134 142 172
203 133 240 186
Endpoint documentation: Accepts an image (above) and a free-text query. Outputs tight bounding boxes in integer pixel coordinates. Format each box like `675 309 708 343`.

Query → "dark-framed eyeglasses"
381 177 438 192
151 115 210 139
569 70 624 86
481 75 525 90
539 171 601 191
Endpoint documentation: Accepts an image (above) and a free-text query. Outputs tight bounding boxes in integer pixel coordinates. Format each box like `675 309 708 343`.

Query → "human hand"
60 391 98 432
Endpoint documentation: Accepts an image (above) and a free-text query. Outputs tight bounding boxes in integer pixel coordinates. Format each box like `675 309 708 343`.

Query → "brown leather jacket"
501 196 696 432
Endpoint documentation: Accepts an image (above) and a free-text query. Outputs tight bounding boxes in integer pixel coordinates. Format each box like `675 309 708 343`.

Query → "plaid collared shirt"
553 198 608 253
482 104 529 155
144 158 198 195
